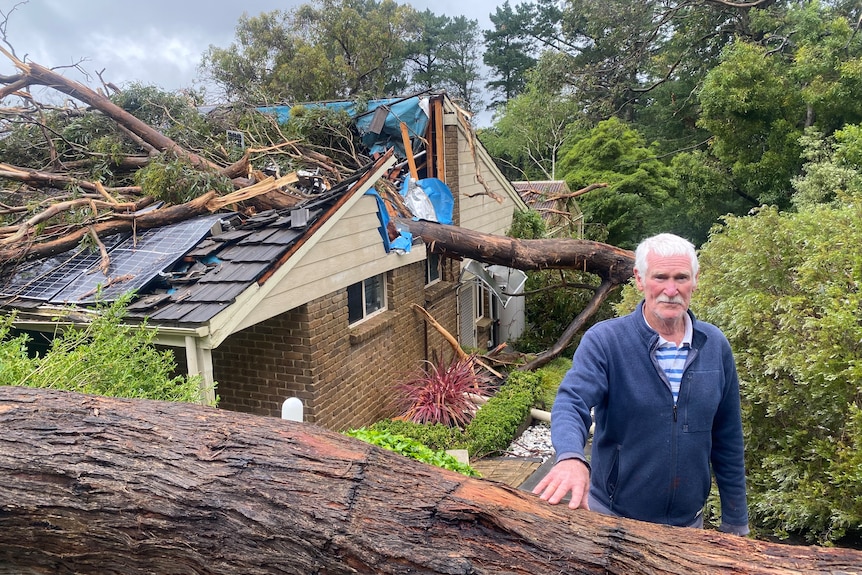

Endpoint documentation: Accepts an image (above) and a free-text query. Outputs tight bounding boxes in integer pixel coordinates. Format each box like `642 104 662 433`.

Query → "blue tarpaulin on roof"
258 96 430 158
365 177 454 254
258 95 449 255
365 189 412 254
400 178 453 225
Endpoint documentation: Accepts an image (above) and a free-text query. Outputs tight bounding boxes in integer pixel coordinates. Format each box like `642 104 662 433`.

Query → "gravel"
504 422 555 462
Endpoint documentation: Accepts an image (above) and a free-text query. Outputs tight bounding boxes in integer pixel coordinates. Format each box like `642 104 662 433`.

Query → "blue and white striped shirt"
656 343 690 404
646 313 693 404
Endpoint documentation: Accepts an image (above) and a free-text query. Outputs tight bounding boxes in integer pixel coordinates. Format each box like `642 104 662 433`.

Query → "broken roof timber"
203 151 398 348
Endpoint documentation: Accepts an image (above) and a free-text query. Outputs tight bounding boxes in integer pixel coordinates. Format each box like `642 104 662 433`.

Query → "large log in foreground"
1 387 860 575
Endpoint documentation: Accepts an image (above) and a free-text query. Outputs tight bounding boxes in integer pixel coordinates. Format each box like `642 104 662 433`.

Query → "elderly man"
533 233 749 535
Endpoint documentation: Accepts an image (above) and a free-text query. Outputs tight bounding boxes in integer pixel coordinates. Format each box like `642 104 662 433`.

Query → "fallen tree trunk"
1 387 859 575
398 218 634 284
0 163 144 195
399 218 635 368
519 277 619 371
0 191 217 262
0 48 221 174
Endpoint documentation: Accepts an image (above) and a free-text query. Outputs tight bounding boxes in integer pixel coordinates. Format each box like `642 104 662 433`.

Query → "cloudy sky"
2 0 497 101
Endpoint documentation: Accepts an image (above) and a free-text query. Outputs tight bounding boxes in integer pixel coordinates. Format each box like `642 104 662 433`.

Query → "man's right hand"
532 458 590 510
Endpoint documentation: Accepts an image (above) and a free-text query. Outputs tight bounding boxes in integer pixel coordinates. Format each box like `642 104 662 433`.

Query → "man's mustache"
656 295 685 304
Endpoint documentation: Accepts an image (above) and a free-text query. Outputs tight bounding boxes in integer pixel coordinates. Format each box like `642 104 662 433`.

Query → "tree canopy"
200 0 415 103
199 0 482 111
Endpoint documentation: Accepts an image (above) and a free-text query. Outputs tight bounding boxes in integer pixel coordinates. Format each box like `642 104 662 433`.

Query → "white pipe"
530 408 551 423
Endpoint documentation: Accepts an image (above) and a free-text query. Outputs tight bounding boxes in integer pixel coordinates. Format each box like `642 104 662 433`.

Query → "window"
348 273 386 324
473 280 486 321
425 252 441 285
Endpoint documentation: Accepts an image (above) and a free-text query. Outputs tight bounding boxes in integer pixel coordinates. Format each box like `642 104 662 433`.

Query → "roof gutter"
11 317 211 348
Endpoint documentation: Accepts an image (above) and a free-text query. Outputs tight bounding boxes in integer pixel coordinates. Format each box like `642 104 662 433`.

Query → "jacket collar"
633 300 704 348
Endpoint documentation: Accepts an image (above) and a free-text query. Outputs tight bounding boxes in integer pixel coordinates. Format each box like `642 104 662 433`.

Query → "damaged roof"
0 158 402 327
0 91 509 332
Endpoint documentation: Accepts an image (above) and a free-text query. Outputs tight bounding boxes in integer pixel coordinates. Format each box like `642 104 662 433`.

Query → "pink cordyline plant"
394 354 490 428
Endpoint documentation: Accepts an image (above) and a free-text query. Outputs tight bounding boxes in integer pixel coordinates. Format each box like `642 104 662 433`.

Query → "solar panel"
49 214 225 304
0 234 128 300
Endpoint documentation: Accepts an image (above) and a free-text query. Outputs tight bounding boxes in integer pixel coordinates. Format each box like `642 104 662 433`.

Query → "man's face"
634 252 697 326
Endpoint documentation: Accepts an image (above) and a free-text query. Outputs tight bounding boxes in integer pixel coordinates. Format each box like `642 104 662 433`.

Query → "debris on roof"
0 55 467 326
0 152 416 326
512 180 586 238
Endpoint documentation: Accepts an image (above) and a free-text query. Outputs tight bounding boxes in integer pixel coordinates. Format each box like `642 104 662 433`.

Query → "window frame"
347 273 387 325
473 280 486 321
425 251 442 286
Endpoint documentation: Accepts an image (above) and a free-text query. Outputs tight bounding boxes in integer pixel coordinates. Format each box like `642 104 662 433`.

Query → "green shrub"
464 371 542 458
696 203 862 543
368 419 466 452
533 357 571 411
367 365 556 464
0 295 212 404
344 428 480 477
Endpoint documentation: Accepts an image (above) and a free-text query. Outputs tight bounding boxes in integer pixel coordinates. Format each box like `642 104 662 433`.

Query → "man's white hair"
634 233 699 280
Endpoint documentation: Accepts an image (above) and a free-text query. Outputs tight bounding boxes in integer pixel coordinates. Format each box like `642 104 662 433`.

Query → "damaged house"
0 93 528 430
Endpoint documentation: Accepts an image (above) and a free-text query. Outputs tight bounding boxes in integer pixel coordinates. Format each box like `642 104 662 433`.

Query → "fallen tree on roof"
0 46 627 362
3 386 859 575
399 218 634 370
0 47 370 263
0 47 226 176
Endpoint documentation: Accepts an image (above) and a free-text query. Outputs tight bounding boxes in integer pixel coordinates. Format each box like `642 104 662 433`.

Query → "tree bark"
0 162 144 195
0 192 216 263
1 386 859 575
399 218 635 366
398 218 634 284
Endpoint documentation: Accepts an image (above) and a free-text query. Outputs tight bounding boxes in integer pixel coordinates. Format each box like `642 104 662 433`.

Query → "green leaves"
134 154 234 204
0 296 211 404
201 0 419 103
404 11 484 111
560 117 680 249
696 203 862 543
344 428 480 477
369 366 553 460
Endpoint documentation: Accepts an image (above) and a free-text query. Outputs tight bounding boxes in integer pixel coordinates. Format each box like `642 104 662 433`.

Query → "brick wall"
213 260 461 431
213 306 315 418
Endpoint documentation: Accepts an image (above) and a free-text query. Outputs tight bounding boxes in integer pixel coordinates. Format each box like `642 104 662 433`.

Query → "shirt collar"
642 306 693 348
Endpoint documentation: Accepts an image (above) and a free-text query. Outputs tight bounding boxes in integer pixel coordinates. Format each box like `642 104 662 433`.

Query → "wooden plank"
400 121 419 181
426 103 435 178
435 98 446 180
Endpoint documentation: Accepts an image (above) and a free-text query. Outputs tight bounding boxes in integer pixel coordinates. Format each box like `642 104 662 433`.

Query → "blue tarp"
400 178 453 225
365 178 454 254
259 95 451 254
258 96 430 158
365 189 412 254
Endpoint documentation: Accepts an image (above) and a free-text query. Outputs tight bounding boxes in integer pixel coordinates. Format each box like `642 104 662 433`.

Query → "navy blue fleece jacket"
551 301 749 530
